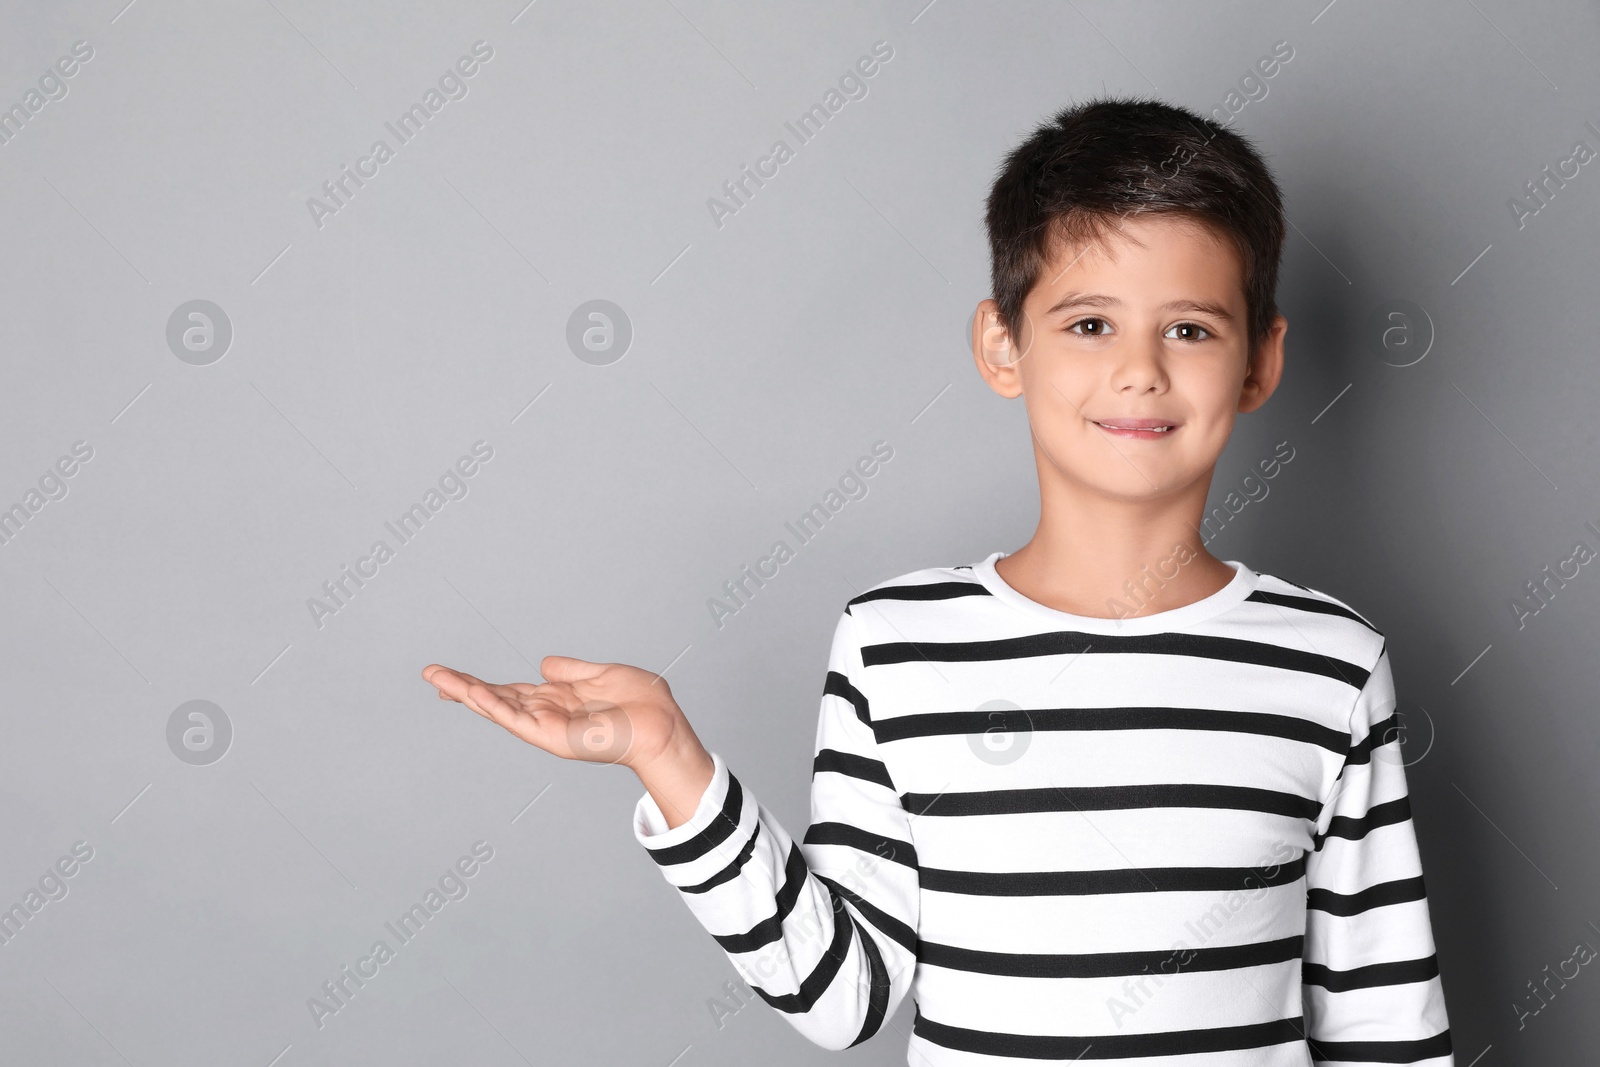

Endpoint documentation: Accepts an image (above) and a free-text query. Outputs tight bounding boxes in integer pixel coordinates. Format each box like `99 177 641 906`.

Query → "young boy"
423 97 1454 1065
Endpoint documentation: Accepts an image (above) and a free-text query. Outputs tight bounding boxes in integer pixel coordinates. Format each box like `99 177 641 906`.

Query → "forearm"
631 749 919 1052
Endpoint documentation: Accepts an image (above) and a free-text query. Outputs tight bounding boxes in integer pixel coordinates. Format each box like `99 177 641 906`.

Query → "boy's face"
971 213 1286 505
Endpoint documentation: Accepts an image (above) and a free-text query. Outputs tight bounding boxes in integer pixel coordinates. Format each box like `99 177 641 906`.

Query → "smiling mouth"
1092 419 1179 436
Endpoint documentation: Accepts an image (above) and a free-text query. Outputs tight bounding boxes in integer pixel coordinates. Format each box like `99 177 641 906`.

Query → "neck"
995 457 1235 620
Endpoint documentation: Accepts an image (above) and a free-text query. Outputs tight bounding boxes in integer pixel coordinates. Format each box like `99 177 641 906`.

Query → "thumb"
539 655 609 685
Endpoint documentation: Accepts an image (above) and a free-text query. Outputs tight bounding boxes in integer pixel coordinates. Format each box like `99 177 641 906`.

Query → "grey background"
0 0 1594 1063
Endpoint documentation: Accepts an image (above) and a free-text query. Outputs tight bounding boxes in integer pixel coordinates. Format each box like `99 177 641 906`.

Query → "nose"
1109 330 1168 394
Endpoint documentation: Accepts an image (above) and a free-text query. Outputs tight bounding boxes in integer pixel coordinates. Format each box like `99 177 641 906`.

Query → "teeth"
1099 423 1172 431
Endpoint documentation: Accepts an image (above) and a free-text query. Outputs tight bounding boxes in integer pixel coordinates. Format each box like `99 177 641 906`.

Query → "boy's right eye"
1068 316 1112 336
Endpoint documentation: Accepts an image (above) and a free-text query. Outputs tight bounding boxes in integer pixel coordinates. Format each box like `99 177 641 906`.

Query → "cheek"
1022 342 1093 396
1186 407 1240 455
1032 370 1097 424
1174 363 1245 414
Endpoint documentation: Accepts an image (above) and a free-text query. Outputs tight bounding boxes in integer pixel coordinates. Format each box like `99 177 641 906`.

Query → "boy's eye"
1066 318 1213 341
1166 322 1211 342
1067 317 1111 336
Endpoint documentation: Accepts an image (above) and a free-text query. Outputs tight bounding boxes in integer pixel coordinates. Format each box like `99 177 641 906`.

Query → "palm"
420 657 680 768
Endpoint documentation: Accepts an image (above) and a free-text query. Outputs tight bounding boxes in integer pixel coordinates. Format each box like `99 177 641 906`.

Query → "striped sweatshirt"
633 552 1453 1065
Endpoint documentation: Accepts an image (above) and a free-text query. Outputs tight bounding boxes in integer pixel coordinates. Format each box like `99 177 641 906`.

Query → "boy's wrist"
631 725 716 830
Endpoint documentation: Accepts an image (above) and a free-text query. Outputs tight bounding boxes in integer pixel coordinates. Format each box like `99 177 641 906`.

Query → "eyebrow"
1043 292 1236 323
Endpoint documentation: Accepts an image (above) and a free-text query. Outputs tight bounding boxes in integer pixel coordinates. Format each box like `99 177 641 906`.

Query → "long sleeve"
1303 643 1454 1065
631 608 920 1051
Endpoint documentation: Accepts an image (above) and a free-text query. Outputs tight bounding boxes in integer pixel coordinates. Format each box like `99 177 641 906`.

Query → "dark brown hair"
984 95 1286 352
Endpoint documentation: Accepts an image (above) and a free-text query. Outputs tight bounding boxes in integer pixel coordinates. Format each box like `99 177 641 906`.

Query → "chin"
1090 467 1193 499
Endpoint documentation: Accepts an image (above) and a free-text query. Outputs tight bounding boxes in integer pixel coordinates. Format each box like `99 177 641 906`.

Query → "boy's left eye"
1166 322 1211 342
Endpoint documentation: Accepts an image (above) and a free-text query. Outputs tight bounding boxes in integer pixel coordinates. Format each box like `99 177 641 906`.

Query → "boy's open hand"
421 656 687 770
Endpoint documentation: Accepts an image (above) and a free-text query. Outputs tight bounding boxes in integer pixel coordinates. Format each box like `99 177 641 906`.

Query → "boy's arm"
1303 643 1454 1065
631 609 919 1051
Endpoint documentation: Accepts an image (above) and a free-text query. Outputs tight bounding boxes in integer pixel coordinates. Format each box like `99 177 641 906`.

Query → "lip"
1091 417 1180 439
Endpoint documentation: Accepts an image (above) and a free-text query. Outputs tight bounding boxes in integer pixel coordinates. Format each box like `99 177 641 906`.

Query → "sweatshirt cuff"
632 749 730 848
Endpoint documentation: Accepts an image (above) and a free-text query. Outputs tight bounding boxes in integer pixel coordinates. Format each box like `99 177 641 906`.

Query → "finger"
424 669 462 702
425 663 494 689
455 692 495 722
423 664 469 692
427 668 496 717
539 655 609 686
468 683 527 734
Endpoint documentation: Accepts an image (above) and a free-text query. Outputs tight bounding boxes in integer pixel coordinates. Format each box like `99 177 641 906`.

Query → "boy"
423 97 1454 1064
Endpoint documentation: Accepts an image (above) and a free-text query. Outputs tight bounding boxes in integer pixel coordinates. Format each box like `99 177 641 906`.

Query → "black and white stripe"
634 554 1453 1064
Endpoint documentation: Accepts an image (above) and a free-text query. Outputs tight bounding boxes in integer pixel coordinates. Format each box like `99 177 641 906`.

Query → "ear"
1238 313 1287 414
971 299 1026 399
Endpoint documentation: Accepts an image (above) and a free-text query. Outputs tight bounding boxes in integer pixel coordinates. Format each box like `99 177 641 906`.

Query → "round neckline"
972 551 1258 635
